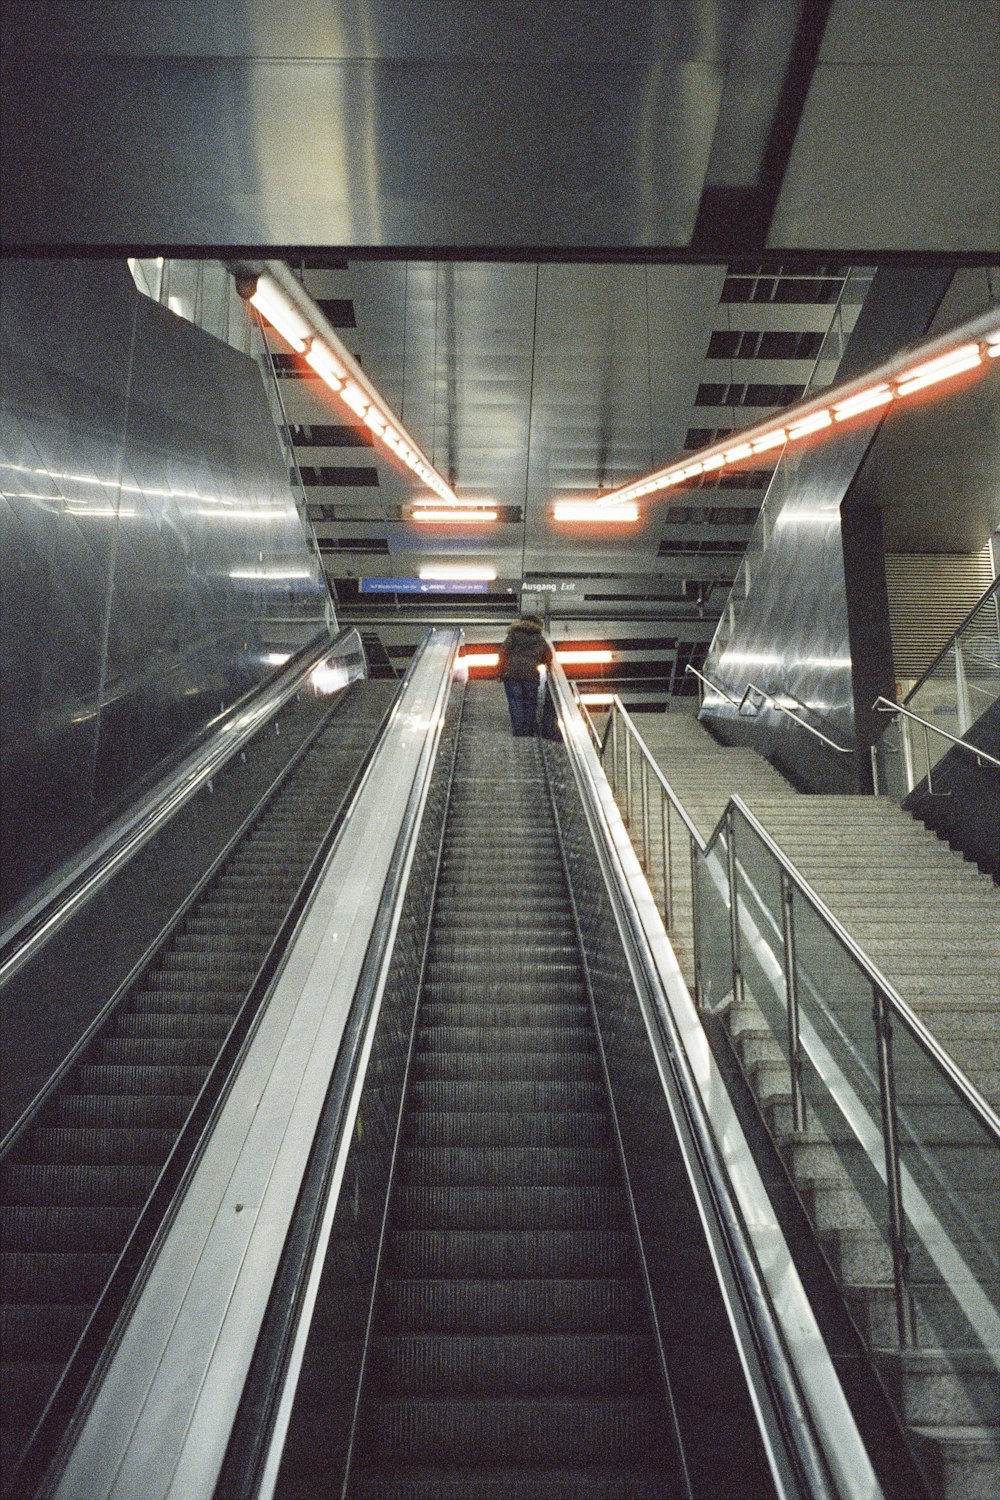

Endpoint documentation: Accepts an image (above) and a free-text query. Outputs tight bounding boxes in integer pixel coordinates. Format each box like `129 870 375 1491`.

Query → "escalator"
268 686 766 1500
0 677 398 1494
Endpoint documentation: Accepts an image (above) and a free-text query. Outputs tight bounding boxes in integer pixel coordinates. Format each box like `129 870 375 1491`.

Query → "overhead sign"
360 577 489 595
523 578 578 593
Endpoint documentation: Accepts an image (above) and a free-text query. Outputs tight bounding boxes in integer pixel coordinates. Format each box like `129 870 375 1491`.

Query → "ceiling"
270 256 872 698
3 0 997 698
2 0 997 254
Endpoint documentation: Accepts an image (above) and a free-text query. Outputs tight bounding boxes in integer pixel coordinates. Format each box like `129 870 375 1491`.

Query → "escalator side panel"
0 683 398 1491
1 681 374 1138
543 743 778 1500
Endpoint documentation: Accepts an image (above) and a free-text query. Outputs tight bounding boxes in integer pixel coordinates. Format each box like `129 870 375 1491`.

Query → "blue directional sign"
360 577 489 595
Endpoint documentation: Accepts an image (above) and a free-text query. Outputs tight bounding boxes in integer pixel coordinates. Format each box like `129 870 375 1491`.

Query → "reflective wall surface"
0 259 329 923
699 267 954 792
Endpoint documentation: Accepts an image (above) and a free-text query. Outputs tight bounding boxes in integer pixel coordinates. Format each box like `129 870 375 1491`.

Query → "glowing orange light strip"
595 319 1000 508
242 271 458 504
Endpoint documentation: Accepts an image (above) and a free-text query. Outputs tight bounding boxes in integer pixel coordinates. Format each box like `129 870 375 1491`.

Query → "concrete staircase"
611 710 1000 1500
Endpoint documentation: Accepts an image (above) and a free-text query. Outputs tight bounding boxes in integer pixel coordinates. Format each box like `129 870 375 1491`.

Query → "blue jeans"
503 679 539 736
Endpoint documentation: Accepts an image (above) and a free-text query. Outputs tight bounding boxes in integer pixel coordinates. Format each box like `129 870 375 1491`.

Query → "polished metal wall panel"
0 259 328 920
698 266 959 791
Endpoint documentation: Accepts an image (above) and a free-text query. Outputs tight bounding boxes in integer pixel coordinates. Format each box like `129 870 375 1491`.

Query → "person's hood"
507 618 544 635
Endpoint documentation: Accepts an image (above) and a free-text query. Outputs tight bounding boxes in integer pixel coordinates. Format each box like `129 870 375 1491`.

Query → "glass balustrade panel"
890 1017 1000 1402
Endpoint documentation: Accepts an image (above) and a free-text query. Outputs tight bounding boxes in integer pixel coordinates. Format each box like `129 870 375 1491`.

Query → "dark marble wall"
699 268 952 792
0 260 329 922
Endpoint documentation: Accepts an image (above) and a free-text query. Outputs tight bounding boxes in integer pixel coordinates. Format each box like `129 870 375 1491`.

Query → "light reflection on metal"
596 319 1000 508
229 566 313 580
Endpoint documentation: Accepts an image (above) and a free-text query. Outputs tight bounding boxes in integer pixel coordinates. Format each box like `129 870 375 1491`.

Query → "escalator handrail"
548 662 869 1500
0 627 365 986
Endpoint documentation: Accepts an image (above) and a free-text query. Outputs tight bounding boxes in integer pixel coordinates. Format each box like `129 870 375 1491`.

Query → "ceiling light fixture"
553 501 640 522
833 385 892 420
594 314 1000 509
895 343 982 397
419 564 497 581
236 267 458 505
461 651 500 668
412 507 499 524
579 692 615 705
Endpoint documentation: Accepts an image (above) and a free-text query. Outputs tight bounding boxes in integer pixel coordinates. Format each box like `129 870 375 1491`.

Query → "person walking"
497 614 553 736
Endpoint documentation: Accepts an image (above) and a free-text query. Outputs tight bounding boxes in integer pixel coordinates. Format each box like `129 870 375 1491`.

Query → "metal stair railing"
685 664 853 757
872 575 1000 797
580 690 1000 1383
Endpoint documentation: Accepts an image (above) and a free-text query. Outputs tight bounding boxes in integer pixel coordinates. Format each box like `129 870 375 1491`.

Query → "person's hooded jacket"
498 617 553 682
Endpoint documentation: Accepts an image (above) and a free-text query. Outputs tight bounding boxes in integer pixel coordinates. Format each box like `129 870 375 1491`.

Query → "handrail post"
923 721 934 792
901 714 916 793
869 742 880 797
690 834 703 1010
873 987 916 1348
780 873 805 1133
640 756 650 869
624 727 633 828
662 790 673 929
611 707 620 793
725 807 744 1005
954 637 972 736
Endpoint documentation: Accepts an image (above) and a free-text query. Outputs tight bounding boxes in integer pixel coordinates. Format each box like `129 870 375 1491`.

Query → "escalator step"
0 1303 89 1358
368 1333 656 1394
398 1147 616 1187
111 1012 233 1040
144 970 248 994
0 1252 118 1303
381 1278 646 1334
0 1205 135 1252
416 1027 594 1055
75 1063 207 1095
417 1004 588 1031
422 980 586 1004
407 1081 605 1113
9 1125 175 1165
358 1395 664 1467
403 1111 609 1148
349 1464 667 1500
95 1037 221 1067
428 944 579 965
411 1053 600 1083
0 1164 158 1208
387 1229 635 1278
391 1186 627 1231
52 1094 191 1130
424 962 581 983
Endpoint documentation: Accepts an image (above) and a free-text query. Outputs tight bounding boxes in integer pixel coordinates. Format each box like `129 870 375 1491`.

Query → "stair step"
392 1185 627 1230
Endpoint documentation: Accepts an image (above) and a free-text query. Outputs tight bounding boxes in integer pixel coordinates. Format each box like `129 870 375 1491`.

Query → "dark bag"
539 686 561 742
